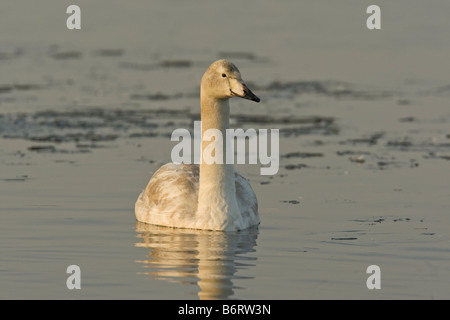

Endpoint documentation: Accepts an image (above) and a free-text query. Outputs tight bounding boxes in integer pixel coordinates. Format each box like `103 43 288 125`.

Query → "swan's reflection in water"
135 222 259 299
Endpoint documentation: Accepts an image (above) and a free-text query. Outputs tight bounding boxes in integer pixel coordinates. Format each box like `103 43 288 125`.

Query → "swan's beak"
230 79 260 103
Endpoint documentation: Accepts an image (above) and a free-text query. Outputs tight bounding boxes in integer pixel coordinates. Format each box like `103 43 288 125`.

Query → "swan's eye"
222 73 227 78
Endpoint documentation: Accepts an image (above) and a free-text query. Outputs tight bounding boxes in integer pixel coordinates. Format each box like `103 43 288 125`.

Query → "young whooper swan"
135 60 260 231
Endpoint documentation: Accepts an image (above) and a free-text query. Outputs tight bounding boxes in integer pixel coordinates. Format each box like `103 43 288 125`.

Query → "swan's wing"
234 171 260 227
135 163 199 227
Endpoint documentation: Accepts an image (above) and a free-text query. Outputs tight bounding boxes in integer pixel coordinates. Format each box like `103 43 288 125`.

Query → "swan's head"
201 59 260 103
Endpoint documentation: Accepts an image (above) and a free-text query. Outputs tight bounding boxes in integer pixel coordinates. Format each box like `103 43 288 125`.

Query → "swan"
135 59 260 231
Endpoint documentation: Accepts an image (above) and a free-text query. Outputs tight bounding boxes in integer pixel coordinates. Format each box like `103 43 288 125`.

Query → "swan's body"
135 60 260 231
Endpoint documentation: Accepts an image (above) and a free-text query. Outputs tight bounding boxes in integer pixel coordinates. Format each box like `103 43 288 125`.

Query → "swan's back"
135 163 199 228
135 163 259 230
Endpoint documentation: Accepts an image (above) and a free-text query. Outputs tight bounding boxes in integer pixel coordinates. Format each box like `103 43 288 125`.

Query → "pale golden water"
1 1 450 299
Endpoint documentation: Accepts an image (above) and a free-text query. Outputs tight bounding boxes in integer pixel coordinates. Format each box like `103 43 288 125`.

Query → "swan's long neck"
196 95 243 230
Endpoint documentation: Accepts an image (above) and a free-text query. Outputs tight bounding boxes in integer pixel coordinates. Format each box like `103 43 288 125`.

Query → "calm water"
1 0 450 299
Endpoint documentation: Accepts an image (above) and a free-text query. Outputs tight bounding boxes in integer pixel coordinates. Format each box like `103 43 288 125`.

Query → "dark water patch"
120 59 193 71
27 145 56 152
257 80 392 100
352 216 421 225
339 230 366 233
27 145 91 154
2 178 26 182
331 237 358 241
282 152 323 159
280 200 300 204
28 132 118 143
344 132 384 146
160 60 192 68
284 163 308 170
0 86 12 94
14 84 42 91
72 132 118 142
336 150 371 156
53 159 76 164
234 114 334 125
130 93 173 101
0 108 195 143
386 139 450 153
0 53 12 60
35 118 106 130
397 99 411 105
393 217 411 222
285 249 308 253
75 143 111 149
398 116 415 122
94 49 125 57
409 159 420 168
433 84 450 96
51 51 82 60
34 109 104 118
233 114 338 137
1 106 337 149
386 138 413 148
218 52 257 60
431 143 450 149
10 150 26 158
28 134 70 143
119 61 155 71
0 83 43 94
130 91 198 101
424 152 450 161
262 80 330 95
279 125 339 138
352 217 385 223
374 159 415 170
34 109 167 129
306 139 331 146
129 132 158 138
0 47 24 60
0 175 31 182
